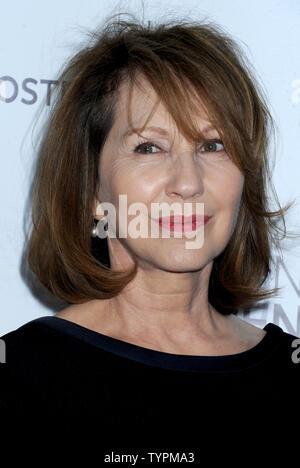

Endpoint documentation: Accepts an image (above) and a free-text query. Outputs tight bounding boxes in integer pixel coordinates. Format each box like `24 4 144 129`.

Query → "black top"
0 315 300 463
7 316 288 372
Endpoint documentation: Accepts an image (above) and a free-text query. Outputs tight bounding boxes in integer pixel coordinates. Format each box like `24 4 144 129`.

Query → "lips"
153 215 212 232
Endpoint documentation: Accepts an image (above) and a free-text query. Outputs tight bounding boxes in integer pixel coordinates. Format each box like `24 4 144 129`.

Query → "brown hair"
24 13 298 314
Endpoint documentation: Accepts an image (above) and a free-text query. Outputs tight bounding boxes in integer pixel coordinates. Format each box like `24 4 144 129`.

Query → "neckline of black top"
30 316 286 373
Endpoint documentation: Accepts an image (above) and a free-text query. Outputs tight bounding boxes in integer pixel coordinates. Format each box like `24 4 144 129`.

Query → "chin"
158 253 208 272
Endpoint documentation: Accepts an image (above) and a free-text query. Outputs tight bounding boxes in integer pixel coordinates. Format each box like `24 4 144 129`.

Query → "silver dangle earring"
91 219 98 238
91 216 108 238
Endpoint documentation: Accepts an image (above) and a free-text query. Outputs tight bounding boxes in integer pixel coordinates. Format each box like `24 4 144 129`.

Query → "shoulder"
276 325 300 366
0 315 113 415
230 315 300 373
0 317 68 363
0 318 74 403
0 310 121 377
264 322 300 376
0 314 100 380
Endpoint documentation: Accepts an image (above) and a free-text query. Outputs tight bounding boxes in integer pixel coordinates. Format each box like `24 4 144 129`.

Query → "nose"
166 150 204 201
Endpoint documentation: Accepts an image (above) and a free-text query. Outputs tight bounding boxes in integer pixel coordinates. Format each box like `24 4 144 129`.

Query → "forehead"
115 74 214 135
116 76 170 126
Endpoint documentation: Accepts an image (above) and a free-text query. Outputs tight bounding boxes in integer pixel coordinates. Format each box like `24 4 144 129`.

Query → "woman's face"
96 75 244 272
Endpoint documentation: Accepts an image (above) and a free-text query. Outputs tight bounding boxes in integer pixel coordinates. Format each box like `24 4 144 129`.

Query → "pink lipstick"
153 215 212 232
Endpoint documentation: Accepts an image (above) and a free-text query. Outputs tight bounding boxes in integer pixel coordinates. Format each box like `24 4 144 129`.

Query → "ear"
93 197 105 220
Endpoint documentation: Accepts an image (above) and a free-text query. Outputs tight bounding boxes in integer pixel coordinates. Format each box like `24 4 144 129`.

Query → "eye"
200 139 225 153
133 140 161 154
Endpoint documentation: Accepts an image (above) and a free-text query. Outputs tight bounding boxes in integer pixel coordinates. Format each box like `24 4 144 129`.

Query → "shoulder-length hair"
24 13 297 314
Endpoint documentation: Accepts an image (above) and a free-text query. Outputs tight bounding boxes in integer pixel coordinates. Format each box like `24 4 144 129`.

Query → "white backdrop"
1 0 300 336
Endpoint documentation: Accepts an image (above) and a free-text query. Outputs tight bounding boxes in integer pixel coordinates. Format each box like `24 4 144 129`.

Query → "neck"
89 262 235 350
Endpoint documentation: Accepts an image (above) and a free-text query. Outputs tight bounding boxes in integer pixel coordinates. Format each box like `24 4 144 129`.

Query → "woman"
1 14 299 462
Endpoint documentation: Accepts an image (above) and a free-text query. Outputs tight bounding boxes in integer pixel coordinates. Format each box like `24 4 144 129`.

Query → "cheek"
214 167 244 210
212 171 244 243
205 177 244 258
104 174 156 236
110 165 163 207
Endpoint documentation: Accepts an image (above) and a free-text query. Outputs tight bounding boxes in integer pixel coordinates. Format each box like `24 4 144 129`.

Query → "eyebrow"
122 124 217 140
